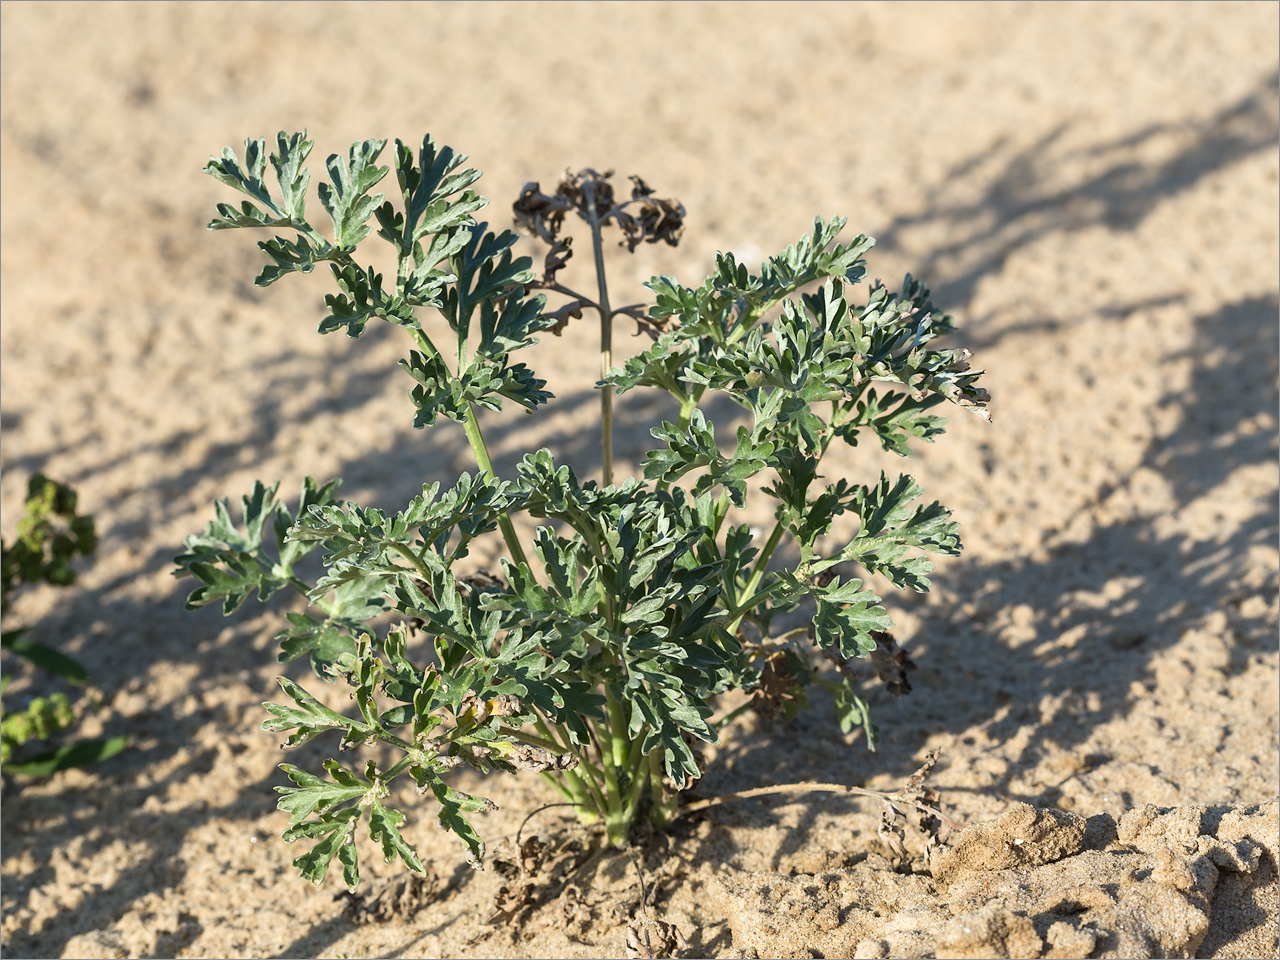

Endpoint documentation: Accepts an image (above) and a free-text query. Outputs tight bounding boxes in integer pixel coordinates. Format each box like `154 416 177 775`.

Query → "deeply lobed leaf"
174 478 340 614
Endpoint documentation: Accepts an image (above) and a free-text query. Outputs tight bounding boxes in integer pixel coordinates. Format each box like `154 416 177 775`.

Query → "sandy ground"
1 2 1277 958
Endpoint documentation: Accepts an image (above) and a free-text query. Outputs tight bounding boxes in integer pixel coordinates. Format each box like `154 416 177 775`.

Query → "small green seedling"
176 132 988 891
2 475 128 776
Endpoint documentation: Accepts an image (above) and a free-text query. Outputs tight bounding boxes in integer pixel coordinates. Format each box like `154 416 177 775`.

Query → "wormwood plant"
175 132 989 891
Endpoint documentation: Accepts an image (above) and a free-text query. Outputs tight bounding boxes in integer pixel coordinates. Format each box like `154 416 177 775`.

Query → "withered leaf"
560 883 595 939
541 236 573 284
459 569 505 595
614 189 685 252
878 809 907 864
869 630 916 697
512 181 571 242
630 175 656 199
626 918 688 959
338 866 443 924
543 299 585 336
517 834 549 875
902 749 939 795
514 169 683 253
750 649 804 719
621 303 679 340
508 742 579 772
892 750 964 840
486 880 533 926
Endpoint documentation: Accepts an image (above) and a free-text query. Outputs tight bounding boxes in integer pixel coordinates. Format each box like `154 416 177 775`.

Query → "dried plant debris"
626 917 689 959
484 822 697 956
615 175 685 251
559 882 598 941
508 743 581 772
868 630 916 697
457 569 507 595
487 830 598 928
878 808 909 866
620 837 699 958
337 864 444 924
749 649 808 720
512 181 573 243
822 629 916 698
894 751 961 841
869 751 962 872
541 299 586 335
540 236 574 284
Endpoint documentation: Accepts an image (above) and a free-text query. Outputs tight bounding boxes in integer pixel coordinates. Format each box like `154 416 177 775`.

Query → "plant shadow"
873 69 1279 325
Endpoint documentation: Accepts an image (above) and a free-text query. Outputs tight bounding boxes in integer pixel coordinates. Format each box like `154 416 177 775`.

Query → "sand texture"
2 2 1277 958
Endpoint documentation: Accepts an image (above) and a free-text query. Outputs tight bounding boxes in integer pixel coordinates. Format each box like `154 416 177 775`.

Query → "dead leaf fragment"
338 866 443 924
508 742 580 772
626 918 688 959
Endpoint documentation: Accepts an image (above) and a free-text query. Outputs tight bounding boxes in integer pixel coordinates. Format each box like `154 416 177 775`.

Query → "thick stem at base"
647 750 679 827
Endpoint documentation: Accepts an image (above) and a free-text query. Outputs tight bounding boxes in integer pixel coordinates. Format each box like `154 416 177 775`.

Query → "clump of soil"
710 800 1278 960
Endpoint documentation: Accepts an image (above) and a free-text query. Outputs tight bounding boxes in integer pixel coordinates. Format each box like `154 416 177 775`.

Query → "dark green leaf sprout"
3 476 128 776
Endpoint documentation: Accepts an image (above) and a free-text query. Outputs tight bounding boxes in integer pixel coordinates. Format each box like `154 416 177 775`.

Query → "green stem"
403 326 529 571
741 520 785 600
590 715 629 846
460 404 531 570
408 326 451 372
722 580 785 626
540 771 577 804
622 745 651 820
289 575 319 602
553 770 601 823
711 489 732 539
403 325 531 572
572 753 609 820
451 251 472 373
624 727 650 781
604 687 630 769
720 520 788 635
727 304 762 344
382 754 417 780
396 247 412 297
583 180 615 486
656 395 699 494
647 751 679 827
674 394 698 434
386 542 434 581
536 712 608 818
